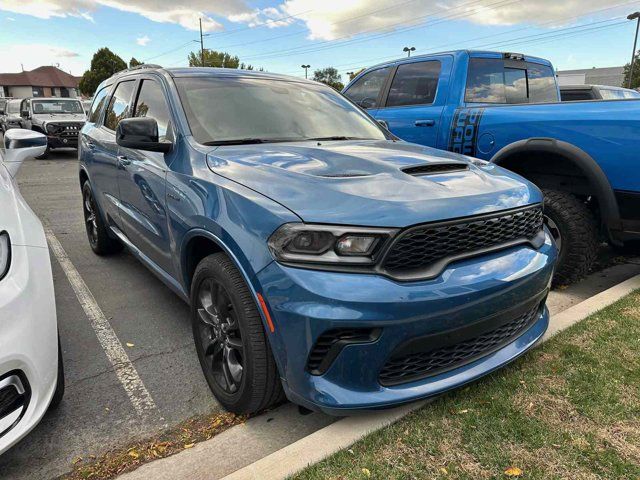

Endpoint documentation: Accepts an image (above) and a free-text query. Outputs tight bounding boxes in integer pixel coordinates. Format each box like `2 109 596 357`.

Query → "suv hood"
206 140 541 227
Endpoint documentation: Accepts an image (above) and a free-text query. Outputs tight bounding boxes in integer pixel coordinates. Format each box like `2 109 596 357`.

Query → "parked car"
79 66 556 415
560 84 640 101
19 97 86 158
0 99 24 133
81 99 92 115
0 129 64 455
344 50 640 286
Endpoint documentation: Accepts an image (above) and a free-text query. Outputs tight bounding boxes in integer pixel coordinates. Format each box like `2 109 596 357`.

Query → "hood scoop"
402 163 469 176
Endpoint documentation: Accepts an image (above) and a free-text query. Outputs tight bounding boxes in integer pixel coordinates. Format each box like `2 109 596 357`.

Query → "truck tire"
82 181 123 255
191 253 284 414
543 189 598 287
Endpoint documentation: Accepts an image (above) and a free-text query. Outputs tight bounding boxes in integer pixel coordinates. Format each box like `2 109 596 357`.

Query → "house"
556 66 625 87
0 66 81 99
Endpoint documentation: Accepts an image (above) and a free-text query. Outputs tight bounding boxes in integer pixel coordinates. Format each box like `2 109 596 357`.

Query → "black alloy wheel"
195 278 244 394
82 183 99 249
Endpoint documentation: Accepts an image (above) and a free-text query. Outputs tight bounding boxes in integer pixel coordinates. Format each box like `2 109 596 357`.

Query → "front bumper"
47 135 78 149
257 231 556 414
0 244 58 455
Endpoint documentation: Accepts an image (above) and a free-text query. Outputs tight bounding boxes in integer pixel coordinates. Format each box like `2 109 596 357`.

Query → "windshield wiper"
202 137 303 146
304 136 369 141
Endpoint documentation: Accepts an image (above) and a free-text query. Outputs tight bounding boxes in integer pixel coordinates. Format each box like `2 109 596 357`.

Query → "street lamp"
403 46 416 58
628 12 640 88
301 64 311 79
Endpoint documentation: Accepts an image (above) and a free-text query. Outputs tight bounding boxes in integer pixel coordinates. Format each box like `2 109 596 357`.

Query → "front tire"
191 253 283 414
82 181 122 255
543 189 598 287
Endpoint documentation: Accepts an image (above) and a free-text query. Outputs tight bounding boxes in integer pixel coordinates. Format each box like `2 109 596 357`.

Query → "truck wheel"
49 337 65 410
191 253 284 414
35 145 50 159
543 189 598 287
82 181 123 255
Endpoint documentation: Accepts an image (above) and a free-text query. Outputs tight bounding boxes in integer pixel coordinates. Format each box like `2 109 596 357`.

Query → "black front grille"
47 122 83 137
382 205 543 276
0 385 22 418
379 303 542 386
308 328 381 375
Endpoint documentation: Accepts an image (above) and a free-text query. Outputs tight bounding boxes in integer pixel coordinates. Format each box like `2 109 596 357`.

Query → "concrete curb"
117 274 640 480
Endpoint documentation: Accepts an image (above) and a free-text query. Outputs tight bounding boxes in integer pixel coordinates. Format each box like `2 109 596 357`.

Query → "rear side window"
386 61 441 107
344 67 390 109
133 80 172 141
104 80 135 131
466 58 558 104
88 87 109 123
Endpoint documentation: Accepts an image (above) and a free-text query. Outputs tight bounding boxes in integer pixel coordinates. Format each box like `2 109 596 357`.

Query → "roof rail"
109 63 163 79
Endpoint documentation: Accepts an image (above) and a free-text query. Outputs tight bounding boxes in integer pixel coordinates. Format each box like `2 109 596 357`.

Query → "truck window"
133 80 172 141
560 90 594 101
88 87 109 124
344 67 390 109
103 81 135 131
385 61 441 107
466 58 558 104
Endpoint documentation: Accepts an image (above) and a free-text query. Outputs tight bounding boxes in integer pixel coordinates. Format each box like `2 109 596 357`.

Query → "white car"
0 129 63 455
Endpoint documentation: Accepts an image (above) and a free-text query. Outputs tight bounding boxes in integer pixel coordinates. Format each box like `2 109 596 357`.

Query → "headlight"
0 231 11 280
268 223 397 266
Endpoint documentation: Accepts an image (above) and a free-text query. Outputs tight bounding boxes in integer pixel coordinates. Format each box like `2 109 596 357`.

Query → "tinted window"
528 64 557 103
344 67 390 108
175 77 386 145
465 58 506 103
386 61 441 107
88 87 109 123
134 80 172 140
104 81 135 131
504 68 527 104
560 89 594 101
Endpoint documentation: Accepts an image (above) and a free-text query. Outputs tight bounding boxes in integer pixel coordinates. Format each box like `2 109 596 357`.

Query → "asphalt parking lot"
2 148 640 480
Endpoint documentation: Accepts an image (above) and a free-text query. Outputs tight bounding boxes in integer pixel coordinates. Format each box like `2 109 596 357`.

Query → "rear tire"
191 253 283 414
82 181 123 255
543 189 598 287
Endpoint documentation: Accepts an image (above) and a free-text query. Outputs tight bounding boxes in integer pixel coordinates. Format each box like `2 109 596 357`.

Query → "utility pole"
301 64 310 79
200 18 205 67
628 12 640 88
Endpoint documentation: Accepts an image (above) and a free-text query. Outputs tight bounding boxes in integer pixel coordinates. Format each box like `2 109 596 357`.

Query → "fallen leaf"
457 409 469 414
439 467 448 474
362 468 371 477
504 466 523 477
347 449 355 455
72 457 83 465
127 449 140 459
184 443 195 449
126 342 135 348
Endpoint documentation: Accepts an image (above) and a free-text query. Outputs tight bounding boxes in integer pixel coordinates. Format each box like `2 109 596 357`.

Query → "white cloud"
1 44 85 74
136 34 150 46
5 15 15 20
272 0 630 40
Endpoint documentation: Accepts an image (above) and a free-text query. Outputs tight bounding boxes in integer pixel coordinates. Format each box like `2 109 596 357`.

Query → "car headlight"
268 223 397 266
0 231 11 280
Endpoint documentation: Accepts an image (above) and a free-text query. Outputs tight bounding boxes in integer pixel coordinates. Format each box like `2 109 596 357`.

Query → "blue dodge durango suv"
79 65 557 414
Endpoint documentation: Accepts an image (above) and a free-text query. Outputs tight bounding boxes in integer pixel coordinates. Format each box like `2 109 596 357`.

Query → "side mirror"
0 108 5 116
116 117 172 153
21 110 30 119
378 120 389 130
1 129 47 176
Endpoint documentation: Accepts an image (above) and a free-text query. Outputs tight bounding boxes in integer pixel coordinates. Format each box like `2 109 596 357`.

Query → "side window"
133 80 172 141
88 86 109 124
465 58 506 103
103 80 135 131
528 64 557 103
386 61 441 107
344 67 390 108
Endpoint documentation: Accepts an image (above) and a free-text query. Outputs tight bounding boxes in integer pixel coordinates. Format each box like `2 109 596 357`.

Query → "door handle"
415 119 436 127
117 155 131 168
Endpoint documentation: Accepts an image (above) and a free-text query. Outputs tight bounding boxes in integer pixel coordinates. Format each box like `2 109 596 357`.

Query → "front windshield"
32 99 84 114
175 77 387 145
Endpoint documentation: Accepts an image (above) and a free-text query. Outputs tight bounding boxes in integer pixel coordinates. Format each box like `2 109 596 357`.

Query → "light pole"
628 12 640 88
301 64 310 79
403 46 416 58
199 18 205 67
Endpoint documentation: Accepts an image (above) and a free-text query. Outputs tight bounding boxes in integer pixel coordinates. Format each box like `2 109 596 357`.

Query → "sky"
0 0 638 80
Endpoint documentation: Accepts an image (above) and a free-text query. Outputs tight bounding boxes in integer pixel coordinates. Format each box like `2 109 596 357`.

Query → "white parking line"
45 227 161 420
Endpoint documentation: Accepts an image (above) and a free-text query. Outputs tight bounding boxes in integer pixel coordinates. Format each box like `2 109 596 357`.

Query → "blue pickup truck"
344 50 640 285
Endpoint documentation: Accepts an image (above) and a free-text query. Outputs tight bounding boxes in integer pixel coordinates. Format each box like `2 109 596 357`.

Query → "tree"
312 67 344 91
79 48 127 96
622 50 640 89
129 57 143 68
188 50 240 68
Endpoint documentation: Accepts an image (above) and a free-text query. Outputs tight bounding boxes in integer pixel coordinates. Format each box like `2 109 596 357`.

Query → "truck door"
374 57 451 148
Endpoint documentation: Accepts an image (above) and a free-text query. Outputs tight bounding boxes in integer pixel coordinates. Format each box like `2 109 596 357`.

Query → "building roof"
0 66 80 88
556 66 624 87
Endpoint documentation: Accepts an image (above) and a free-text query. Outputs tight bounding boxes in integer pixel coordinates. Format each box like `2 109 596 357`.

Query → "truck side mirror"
1 129 47 176
20 110 30 119
116 117 172 153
